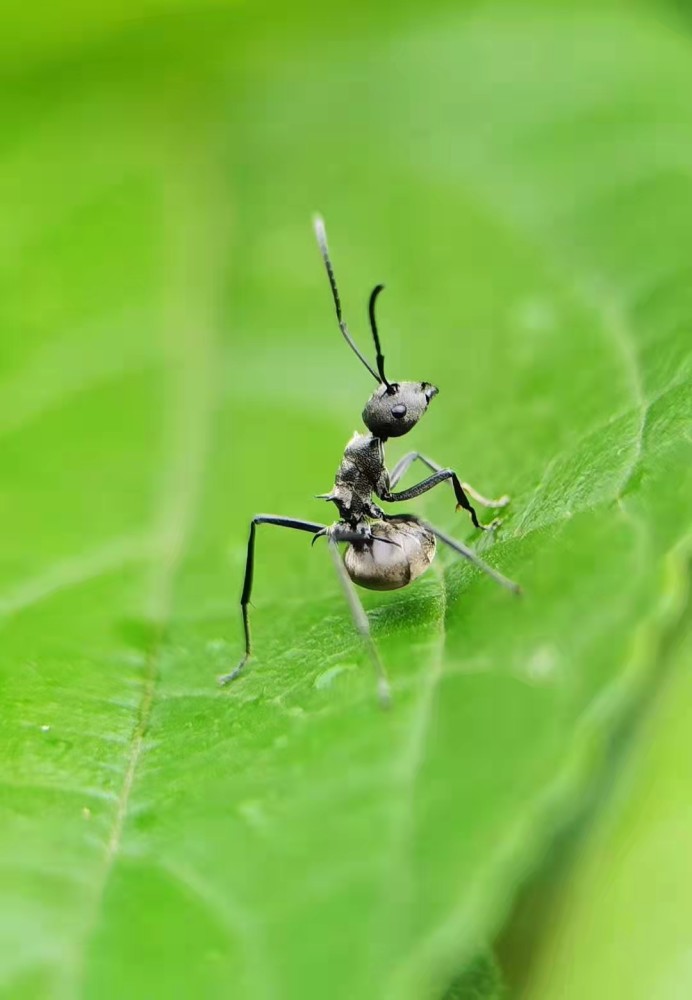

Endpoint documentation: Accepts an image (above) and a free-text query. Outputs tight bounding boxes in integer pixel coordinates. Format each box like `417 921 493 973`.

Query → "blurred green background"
1 1 691 998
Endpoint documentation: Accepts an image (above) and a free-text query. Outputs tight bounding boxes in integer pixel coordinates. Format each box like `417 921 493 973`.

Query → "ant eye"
391 404 407 419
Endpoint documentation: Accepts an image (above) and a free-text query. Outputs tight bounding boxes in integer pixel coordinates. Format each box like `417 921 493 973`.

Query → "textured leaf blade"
1 6 691 1000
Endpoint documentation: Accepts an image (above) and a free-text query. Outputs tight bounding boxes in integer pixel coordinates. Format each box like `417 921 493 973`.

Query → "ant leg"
429 522 521 595
387 451 423 488
327 539 392 708
460 482 510 509
219 515 326 686
380 469 486 530
389 452 509 509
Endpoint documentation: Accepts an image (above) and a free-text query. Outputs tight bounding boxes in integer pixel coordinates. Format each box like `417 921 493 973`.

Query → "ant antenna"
368 284 394 393
313 215 381 384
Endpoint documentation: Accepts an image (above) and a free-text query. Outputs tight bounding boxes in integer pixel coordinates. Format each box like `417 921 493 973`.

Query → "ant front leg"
388 452 510 508
385 452 509 529
380 468 487 530
220 515 326 686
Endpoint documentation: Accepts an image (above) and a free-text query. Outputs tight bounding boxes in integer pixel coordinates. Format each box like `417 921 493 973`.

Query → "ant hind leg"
326 539 392 709
429 522 521 595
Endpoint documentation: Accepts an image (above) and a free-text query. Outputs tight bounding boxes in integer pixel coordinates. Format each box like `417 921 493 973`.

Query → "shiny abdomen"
344 517 436 591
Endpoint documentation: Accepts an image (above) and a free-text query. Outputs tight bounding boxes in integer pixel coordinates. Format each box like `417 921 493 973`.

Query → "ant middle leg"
389 452 510 509
220 515 326 686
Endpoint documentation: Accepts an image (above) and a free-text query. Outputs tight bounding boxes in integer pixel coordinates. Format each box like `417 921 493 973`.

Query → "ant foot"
377 677 392 710
218 656 249 686
476 516 503 533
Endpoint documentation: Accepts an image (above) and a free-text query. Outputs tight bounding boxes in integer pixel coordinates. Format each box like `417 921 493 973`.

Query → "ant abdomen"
344 516 436 591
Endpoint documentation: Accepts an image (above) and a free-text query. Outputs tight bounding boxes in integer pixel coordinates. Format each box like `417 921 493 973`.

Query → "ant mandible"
220 217 519 706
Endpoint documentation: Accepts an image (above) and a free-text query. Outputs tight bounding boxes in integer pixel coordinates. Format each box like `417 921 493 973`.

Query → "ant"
220 217 519 706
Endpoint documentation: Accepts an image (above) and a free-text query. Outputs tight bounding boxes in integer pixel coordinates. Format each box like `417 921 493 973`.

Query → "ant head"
362 380 438 439
314 216 439 439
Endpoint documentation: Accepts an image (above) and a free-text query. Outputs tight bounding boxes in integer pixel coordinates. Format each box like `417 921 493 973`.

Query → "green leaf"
1 5 691 999
521 613 692 1000
443 949 505 1000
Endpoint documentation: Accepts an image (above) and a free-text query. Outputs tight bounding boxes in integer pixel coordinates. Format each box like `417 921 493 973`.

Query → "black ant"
220 217 519 706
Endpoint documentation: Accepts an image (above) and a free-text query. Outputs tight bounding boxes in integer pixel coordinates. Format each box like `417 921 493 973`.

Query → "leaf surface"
521 613 692 1000
1 5 691 999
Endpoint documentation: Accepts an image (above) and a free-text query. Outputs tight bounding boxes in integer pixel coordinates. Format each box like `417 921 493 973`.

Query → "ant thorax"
321 431 389 524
